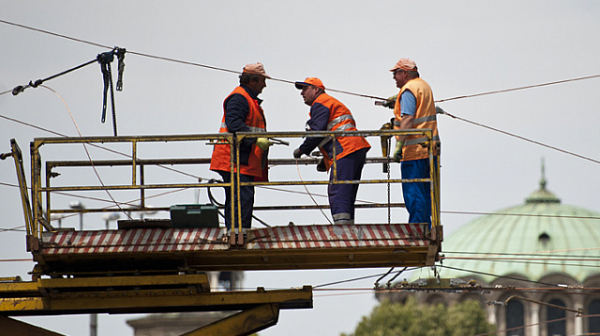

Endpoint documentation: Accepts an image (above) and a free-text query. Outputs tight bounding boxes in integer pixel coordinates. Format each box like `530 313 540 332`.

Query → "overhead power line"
437 265 563 287
437 107 600 165
435 74 600 103
2 19 600 103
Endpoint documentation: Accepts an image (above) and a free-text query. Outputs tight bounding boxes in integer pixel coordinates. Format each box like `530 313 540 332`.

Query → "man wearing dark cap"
389 58 440 226
292 77 370 224
210 62 273 231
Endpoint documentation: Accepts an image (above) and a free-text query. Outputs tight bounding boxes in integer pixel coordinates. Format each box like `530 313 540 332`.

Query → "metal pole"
90 313 97 336
69 201 97 336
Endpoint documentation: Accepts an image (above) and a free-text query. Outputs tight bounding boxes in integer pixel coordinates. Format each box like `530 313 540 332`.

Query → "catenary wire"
437 265 564 287
440 258 600 269
2 19 600 104
441 209 600 220
439 108 600 165
436 74 600 103
314 267 420 289
444 246 600 257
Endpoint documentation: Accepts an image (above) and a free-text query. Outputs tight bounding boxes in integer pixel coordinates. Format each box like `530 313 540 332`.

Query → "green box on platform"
170 204 219 228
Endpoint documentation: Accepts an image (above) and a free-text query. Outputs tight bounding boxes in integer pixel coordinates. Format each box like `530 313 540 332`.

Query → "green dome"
439 168 600 283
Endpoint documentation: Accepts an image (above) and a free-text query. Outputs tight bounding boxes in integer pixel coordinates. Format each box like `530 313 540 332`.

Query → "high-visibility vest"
210 86 268 179
314 93 370 170
393 78 440 161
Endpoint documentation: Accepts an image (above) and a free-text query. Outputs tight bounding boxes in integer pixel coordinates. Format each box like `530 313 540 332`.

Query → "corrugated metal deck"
34 223 439 276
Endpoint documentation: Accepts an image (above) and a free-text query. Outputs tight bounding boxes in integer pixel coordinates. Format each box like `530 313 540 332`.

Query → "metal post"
69 201 96 336
90 313 97 336
69 201 85 231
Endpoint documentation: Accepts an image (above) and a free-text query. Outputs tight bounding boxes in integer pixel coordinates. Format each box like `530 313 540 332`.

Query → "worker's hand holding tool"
256 137 274 150
383 94 397 109
393 140 404 162
293 148 302 159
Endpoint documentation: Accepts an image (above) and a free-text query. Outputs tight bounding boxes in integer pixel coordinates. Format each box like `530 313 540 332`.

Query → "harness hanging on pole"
97 47 126 136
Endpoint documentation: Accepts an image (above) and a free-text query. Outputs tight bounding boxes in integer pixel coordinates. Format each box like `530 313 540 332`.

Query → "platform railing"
23 129 440 240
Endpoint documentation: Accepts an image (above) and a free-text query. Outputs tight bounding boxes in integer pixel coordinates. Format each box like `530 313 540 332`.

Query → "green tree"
342 297 495 336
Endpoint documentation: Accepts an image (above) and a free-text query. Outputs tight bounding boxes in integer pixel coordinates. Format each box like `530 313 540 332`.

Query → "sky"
1 1 600 335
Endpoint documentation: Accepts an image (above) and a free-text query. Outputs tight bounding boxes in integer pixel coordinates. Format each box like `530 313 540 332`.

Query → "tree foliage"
342 297 495 336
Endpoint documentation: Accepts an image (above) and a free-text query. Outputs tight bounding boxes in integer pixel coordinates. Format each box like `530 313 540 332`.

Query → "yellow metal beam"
181 303 279 336
0 273 312 316
0 286 312 316
38 273 210 290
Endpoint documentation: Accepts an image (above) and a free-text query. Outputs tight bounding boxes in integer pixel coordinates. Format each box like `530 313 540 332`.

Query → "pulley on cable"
98 47 126 136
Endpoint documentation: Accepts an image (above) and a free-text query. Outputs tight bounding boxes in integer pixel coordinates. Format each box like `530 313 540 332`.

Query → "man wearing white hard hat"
389 58 440 226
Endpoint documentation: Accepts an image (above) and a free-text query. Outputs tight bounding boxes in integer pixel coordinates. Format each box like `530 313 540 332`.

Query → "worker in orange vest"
210 63 273 231
389 58 440 226
292 77 370 224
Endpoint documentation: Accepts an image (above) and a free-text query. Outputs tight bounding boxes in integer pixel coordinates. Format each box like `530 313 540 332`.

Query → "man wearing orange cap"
389 58 440 226
210 63 273 231
293 77 371 224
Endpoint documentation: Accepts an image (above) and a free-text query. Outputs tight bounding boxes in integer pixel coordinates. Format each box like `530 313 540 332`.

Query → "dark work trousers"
400 157 437 226
328 148 368 224
218 170 255 230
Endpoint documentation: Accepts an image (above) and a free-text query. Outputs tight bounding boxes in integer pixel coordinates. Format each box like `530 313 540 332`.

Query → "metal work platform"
2 130 442 278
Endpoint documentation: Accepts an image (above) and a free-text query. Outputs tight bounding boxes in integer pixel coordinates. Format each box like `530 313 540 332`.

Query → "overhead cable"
438 107 600 165
435 74 600 103
444 249 600 258
441 209 600 220
3 19 600 104
438 264 562 287
314 267 419 289
3 19 599 168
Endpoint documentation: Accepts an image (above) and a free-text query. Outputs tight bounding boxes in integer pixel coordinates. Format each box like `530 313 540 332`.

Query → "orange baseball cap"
294 77 325 90
243 62 270 78
390 58 418 72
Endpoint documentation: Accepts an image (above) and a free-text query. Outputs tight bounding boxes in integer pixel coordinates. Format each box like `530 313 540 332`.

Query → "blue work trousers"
218 171 255 230
328 148 368 224
400 157 436 226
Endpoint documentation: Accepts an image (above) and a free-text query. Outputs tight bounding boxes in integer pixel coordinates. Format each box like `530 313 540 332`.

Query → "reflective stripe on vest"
219 124 265 133
405 135 441 146
327 114 355 130
396 78 439 161
414 114 437 125
311 93 370 170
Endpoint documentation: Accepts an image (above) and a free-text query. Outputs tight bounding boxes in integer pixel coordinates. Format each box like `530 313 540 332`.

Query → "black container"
170 204 219 228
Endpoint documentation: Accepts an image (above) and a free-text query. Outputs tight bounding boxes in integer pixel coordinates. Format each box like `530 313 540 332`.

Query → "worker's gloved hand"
316 158 327 172
256 137 273 150
393 140 404 162
293 148 303 159
383 94 398 109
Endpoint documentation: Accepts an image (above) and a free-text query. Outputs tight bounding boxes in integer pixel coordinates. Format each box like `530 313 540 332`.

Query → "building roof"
438 164 600 283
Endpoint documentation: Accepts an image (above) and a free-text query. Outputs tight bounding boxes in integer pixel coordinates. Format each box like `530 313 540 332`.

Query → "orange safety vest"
314 93 371 170
393 78 440 161
210 86 268 179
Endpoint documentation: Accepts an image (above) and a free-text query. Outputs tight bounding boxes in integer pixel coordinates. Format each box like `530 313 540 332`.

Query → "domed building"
377 166 600 336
